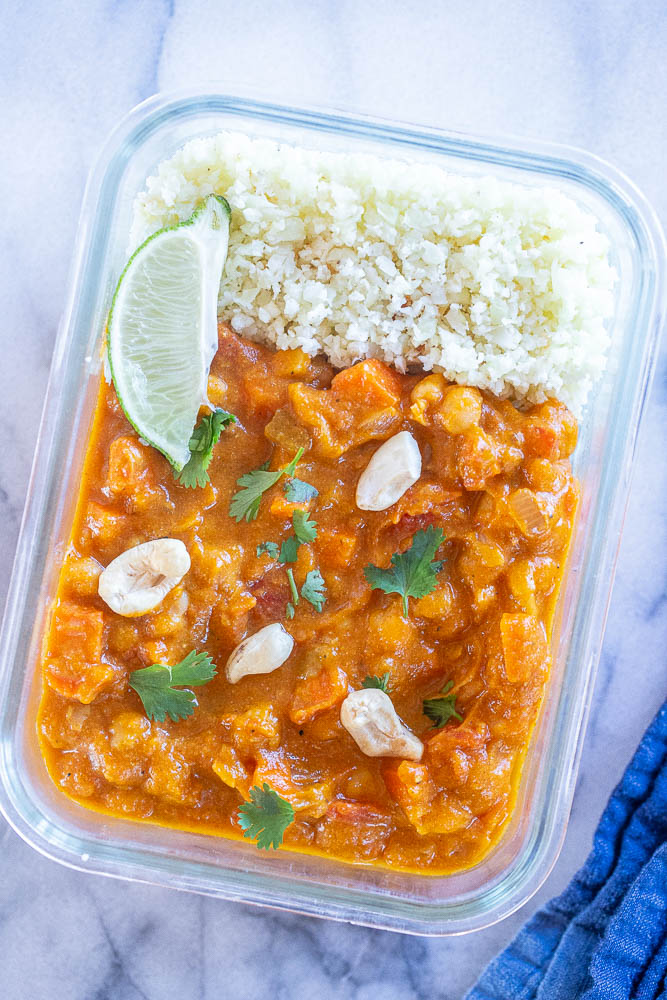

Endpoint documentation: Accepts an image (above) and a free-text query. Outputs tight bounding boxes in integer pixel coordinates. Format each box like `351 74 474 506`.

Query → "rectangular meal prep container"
0 88 664 936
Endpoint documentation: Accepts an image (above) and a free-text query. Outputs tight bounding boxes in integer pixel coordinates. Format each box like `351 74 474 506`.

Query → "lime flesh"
108 195 231 470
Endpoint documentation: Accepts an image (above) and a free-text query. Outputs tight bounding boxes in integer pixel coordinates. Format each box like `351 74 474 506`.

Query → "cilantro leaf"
301 569 326 612
284 478 318 503
362 672 390 693
423 680 462 729
176 409 236 488
364 526 445 617
279 536 300 563
129 650 217 723
278 511 318 564
229 448 304 522
237 783 295 850
286 567 299 606
292 510 317 544
257 541 279 559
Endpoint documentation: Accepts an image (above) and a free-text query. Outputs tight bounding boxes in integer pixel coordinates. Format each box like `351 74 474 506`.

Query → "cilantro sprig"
230 448 304 522
362 673 390 693
237 783 295 850
364 526 445 617
176 409 236 488
129 650 217 723
423 681 463 729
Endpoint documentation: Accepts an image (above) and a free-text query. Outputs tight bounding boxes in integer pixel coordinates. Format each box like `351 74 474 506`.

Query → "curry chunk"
288 359 402 458
316 800 394 860
289 660 349 725
44 604 115 704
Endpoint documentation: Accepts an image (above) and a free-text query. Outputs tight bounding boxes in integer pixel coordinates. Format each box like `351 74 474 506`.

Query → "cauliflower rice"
131 131 616 415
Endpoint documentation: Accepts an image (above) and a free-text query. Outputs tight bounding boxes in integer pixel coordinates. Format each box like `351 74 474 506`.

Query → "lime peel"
108 194 231 470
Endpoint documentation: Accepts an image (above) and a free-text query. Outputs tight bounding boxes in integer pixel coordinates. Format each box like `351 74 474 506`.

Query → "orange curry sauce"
38 325 578 873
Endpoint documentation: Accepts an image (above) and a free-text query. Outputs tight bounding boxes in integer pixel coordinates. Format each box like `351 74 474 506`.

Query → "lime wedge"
108 194 231 470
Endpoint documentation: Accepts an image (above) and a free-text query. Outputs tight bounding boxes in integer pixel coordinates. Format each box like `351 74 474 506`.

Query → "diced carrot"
499 613 549 684
45 603 115 704
289 662 349 725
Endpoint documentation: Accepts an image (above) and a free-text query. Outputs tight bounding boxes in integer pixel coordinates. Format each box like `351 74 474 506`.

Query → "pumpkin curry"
38 325 578 873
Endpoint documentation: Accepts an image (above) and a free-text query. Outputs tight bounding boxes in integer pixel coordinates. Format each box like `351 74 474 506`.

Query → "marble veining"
1 1 665 996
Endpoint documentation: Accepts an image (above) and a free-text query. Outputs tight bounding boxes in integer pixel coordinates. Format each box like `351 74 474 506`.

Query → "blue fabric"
466 701 667 1000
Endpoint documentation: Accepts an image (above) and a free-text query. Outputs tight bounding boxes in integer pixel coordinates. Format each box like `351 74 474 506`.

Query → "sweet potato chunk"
289 662 349 725
253 750 333 818
457 427 501 490
106 436 156 504
385 760 474 835
500 613 549 683
213 744 252 797
44 604 114 704
227 703 281 754
288 359 401 458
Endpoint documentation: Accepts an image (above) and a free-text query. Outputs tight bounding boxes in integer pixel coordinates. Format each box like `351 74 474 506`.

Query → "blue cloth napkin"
466 701 667 1000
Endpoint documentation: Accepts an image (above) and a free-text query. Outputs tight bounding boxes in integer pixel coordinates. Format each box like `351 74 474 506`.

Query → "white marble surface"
1 1 666 997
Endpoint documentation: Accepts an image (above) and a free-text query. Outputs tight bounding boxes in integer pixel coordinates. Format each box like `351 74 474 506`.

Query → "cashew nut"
98 538 190 617
340 689 423 760
226 623 294 684
355 431 422 511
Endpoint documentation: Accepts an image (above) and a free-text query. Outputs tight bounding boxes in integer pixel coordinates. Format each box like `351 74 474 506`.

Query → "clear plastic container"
0 89 664 936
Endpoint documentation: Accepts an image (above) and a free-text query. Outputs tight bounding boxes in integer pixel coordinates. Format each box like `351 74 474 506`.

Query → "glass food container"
0 89 664 936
